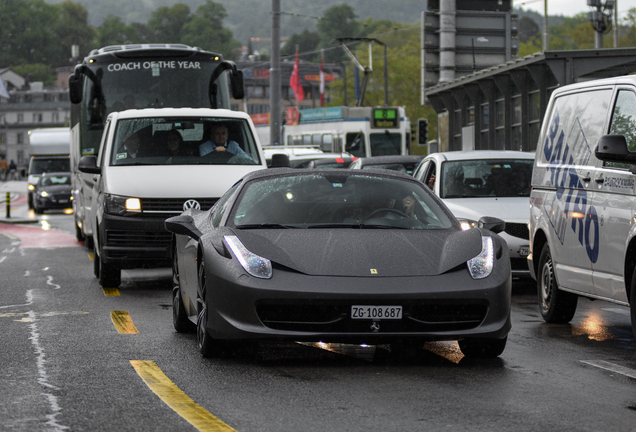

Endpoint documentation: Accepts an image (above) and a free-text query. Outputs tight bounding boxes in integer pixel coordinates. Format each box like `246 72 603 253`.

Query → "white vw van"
78 108 267 288
529 75 636 336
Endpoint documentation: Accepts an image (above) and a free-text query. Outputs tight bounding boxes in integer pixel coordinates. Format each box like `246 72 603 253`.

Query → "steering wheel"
201 150 234 163
363 208 409 222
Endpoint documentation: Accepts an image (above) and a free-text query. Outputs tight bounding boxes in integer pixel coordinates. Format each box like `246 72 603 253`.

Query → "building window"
17 150 24 164
512 96 521 125
17 113 23 123
33 113 43 122
17 133 23 144
0 133 4 144
495 99 504 127
52 113 59 123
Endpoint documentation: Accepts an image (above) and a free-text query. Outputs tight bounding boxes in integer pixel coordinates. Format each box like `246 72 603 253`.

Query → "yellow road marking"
88 253 94 260
103 288 120 296
130 360 237 432
110 311 139 334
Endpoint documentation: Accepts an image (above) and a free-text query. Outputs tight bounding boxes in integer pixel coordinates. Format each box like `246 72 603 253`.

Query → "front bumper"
99 213 171 269
202 248 512 344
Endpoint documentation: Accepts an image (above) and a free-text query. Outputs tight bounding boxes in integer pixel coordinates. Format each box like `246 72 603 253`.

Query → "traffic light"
418 118 428 145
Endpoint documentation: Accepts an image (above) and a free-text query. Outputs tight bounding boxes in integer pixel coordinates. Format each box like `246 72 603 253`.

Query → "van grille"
106 230 172 247
140 198 218 216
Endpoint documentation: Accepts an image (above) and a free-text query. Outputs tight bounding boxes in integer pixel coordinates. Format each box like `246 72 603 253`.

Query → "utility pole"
588 0 614 49
543 0 548 51
270 0 282 146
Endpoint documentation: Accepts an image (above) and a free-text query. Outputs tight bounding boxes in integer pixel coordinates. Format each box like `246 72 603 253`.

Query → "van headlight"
224 235 272 279
467 236 494 279
457 218 478 231
104 194 141 215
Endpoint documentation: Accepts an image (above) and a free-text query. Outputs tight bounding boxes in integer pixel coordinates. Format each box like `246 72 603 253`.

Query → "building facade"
0 67 72 176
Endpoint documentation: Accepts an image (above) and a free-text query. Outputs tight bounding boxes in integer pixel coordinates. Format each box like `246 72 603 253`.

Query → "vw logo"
183 199 201 211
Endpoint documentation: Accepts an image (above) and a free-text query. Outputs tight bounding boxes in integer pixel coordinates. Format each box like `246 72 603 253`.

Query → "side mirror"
165 215 202 240
69 73 83 104
478 216 505 234
77 155 101 175
230 70 245 100
270 153 291 168
595 135 636 163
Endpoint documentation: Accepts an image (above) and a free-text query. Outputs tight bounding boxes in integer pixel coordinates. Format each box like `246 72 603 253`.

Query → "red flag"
290 48 305 103
320 50 325 107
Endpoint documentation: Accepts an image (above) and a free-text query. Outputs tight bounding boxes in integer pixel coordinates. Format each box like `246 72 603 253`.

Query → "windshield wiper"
235 223 298 229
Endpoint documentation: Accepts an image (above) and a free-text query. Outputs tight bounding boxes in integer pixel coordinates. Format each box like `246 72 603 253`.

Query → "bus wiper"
235 223 298 229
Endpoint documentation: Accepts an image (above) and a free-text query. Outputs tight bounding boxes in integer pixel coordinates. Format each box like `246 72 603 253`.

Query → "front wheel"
173 250 195 333
97 248 121 288
629 272 636 338
458 336 507 358
537 243 577 323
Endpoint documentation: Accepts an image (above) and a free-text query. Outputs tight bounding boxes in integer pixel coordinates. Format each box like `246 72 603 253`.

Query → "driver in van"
199 123 251 160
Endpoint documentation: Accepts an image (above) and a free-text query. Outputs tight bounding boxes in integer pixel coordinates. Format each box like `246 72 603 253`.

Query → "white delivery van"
27 128 71 208
78 108 267 288
528 75 636 337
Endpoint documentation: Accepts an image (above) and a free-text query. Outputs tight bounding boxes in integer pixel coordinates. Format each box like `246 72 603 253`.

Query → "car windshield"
231 173 455 230
110 117 261 166
40 175 71 186
441 159 534 198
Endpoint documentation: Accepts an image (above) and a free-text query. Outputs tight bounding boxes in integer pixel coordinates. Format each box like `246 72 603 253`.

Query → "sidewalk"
0 180 38 224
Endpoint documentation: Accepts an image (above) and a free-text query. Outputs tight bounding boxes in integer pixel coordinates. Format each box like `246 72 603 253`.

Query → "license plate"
519 246 530 257
59 199 69 203
351 305 402 320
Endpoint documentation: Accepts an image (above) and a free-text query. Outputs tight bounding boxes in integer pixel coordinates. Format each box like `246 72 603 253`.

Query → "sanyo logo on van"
541 108 599 263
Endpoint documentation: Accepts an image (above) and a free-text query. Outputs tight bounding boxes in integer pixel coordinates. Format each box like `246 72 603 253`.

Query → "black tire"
33 201 43 214
75 222 85 242
537 243 578 323
630 271 636 339
458 336 507 358
98 249 121 288
84 234 94 251
173 250 195 333
93 248 100 278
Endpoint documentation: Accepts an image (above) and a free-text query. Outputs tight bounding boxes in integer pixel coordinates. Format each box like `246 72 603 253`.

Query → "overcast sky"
517 0 636 19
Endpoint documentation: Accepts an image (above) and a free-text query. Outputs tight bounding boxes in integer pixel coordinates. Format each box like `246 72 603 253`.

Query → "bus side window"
346 132 365 157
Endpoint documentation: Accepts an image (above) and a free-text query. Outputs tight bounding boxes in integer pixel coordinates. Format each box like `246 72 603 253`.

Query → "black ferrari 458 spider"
166 168 511 358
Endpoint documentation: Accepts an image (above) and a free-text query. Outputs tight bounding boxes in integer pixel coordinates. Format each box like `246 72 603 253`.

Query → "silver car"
413 150 535 277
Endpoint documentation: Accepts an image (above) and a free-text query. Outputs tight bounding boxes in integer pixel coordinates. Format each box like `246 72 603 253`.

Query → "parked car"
306 157 356 169
32 172 73 214
166 168 512 358
413 150 535 277
348 155 425 175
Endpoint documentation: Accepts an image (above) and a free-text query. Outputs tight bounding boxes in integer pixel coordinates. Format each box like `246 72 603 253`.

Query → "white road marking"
0 256 6 263
25 290 69 430
46 275 61 290
581 360 636 379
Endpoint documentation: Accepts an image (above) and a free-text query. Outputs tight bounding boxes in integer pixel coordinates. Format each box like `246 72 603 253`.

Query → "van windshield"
441 159 534 198
110 117 262 166
29 158 71 175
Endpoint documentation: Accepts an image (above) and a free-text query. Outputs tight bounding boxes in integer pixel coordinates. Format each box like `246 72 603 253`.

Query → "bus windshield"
76 48 233 158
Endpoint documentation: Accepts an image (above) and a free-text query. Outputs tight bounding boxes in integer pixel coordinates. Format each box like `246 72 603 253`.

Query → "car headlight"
28 184 35 191
224 235 272 279
467 236 494 279
104 194 141 215
457 218 479 231
38 191 49 197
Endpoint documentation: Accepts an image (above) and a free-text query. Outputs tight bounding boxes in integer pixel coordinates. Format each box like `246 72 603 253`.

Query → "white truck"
27 128 71 209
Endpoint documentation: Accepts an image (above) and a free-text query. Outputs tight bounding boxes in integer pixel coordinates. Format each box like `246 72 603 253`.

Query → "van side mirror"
69 73 83 104
270 153 291 168
78 155 101 174
595 135 636 164
230 69 245 100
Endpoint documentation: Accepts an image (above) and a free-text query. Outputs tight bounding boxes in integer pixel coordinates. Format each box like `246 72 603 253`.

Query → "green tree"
51 0 96 64
98 16 135 46
147 3 191 43
181 1 240 58
13 64 56 86
317 4 361 62
282 30 321 61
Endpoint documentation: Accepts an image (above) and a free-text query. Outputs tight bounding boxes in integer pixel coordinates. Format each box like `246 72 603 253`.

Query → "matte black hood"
233 228 483 277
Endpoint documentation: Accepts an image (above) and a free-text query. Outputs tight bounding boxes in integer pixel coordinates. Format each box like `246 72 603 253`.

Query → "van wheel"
629 272 636 338
537 243 578 323
98 248 121 288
